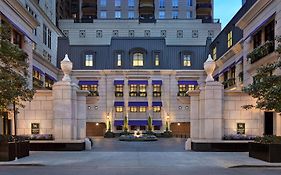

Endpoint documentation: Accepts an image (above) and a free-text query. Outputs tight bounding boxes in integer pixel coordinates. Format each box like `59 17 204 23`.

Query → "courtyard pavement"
0 138 281 175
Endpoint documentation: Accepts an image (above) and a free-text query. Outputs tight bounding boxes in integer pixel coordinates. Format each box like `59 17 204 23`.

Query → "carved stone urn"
61 54 73 82
203 54 216 82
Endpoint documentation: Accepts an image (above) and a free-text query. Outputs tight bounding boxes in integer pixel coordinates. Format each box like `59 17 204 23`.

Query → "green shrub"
255 135 281 144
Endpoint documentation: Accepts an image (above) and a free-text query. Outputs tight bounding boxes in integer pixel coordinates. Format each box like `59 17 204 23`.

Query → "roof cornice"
3 0 39 29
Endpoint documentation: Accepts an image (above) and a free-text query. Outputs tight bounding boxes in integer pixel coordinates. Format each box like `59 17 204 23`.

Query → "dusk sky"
214 0 242 28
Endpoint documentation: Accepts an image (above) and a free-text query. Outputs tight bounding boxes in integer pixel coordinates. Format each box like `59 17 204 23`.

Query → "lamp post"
166 114 170 131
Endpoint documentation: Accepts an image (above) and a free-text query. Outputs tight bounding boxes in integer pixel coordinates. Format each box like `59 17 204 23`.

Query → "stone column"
189 90 200 140
52 54 88 140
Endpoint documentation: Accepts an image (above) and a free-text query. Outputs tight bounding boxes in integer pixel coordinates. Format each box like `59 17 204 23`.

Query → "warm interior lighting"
177 123 180 126
96 123 99 126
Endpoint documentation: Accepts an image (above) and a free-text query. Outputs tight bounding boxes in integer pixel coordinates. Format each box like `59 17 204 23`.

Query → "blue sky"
214 0 242 28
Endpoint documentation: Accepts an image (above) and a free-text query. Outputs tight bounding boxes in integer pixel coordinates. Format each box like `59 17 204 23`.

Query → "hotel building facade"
1 0 280 140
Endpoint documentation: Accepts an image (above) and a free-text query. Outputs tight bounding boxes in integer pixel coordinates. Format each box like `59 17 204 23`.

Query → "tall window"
227 31 233 48
117 54 122 66
100 11 107 18
183 55 191 67
139 107 146 112
115 11 121 19
128 11 134 19
153 106 161 112
265 20 275 42
47 29 51 49
159 11 165 19
133 53 144 66
130 106 137 112
129 85 137 96
115 0 121 7
253 31 262 49
155 54 160 66
172 0 178 8
100 0 106 7
115 85 123 97
43 24 47 45
153 85 161 97
159 0 165 8
187 0 193 6
139 85 147 97
128 0 134 7
178 85 187 96
115 106 123 112
172 11 178 19
85 54 93 66
80 85 98 96
212 47 217 60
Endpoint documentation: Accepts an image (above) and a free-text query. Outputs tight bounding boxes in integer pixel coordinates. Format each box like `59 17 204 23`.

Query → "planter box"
0 141 30 161
249 142 281 163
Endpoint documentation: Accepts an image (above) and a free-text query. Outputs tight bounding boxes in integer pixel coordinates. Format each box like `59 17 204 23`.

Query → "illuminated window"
85 54 93 66
153 85 161 97
115 85 123 97
178 85 187 96
133 53 144 66
188 85 195 91
129 84 137 97
33 70 41 80
212 47 217 60
139 106 147 112
130 107 137 112
227 31 233 48
115 106 123 113
183 55 191 67
139 85 147 97
80 84 98 96
117 54 122 66
153 106 161 112
155 54 160 66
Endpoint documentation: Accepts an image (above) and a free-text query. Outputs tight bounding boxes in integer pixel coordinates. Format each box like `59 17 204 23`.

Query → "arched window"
133 53 144 66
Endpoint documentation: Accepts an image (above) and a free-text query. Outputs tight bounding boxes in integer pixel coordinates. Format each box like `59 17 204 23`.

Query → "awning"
152 102 162 107
152 80 162 85
245 13 275 40
114 120 123 126
114 80 124 85
128 102 148 107
114 101 124 107
178 80 198 85
128 80 148 85
45 73 57 82
78 80 98 85
33 66 44 75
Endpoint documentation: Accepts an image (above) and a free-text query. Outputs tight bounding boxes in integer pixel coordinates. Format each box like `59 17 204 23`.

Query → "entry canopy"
114 101 125 107
152 102 162 107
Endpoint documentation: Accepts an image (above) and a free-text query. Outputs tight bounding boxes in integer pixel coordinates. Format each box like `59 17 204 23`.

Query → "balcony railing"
222 78 236 89
196 15 220 23
74 18 94 23
247 41 275 64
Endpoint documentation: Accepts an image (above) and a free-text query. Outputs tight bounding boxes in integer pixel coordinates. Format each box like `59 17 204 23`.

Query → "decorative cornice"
3 0 39 29
236 0 273 29
33 50 59 74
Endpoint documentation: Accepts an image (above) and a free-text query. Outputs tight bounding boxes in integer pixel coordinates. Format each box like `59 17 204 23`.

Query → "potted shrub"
104 121 115 138
249 135 281 163
163 121 172 138
146 116 154 135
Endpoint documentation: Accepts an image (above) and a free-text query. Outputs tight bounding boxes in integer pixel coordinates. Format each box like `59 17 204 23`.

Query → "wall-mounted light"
106 113 110 119
95 106 98 110
178 106 182 110
88 106 91 110
96 123 99 126
177 123 181 126
185 106 189 110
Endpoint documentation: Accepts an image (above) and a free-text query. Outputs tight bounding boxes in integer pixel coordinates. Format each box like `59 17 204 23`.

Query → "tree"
243 37 281 113
123 115 128 132
147 115 153 132
0 25 34 135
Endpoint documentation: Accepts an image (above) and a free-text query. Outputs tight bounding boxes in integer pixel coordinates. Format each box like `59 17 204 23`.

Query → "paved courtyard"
0 138 281 175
